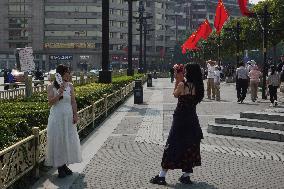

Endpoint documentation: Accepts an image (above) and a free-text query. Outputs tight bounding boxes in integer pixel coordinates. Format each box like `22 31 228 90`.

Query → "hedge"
0 74 143 150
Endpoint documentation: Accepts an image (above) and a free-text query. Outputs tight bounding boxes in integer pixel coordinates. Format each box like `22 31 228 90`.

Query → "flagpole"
217 34 221 66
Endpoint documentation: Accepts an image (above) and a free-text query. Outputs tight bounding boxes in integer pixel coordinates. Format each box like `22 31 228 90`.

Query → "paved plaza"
33 78 284 189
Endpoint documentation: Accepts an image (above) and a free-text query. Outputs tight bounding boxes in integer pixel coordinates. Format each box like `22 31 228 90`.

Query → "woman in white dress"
45 64 82 178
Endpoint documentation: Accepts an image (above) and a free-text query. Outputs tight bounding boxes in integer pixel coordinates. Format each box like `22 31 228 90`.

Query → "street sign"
18 47 35 72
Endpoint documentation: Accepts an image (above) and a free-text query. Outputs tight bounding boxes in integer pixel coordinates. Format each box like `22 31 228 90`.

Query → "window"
9 18 28 28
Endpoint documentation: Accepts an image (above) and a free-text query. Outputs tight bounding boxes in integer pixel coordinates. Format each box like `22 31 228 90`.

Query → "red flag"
214 0 229 34
181 32 201 54
197 19 212 40
238 0 251 16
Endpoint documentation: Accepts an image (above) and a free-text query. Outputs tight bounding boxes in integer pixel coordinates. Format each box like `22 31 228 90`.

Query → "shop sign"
49 55 73 60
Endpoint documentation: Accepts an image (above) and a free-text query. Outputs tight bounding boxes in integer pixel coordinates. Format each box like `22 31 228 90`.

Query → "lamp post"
142 16 154 73
125 0 138 76
134 1 154 73
134 1 145 73
248 4 271 99
99 0 112 83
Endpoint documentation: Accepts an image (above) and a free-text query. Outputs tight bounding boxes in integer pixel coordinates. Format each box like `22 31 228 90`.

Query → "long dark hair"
54 64 69 90
185 63 204 104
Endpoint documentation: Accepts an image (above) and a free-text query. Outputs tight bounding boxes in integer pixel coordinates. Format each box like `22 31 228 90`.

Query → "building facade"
0 0 242 72
0 0 44 70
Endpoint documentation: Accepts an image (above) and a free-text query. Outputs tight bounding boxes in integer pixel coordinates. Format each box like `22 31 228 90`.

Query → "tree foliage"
198 0 284 63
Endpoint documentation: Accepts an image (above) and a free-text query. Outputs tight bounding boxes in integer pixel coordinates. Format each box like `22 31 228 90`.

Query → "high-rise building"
0 0 44 70
0 0 242 71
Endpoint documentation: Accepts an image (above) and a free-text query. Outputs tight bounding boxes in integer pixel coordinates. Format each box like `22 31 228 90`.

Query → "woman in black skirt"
150 63 204 185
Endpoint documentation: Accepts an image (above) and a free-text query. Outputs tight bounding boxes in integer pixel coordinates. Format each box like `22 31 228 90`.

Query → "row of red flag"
181 0 251 54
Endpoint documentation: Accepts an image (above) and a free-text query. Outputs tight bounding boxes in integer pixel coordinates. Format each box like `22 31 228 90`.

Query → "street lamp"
133 1 145 73
125 0 139 76
248 4 271 99
143 17 154 73
99 0 112 83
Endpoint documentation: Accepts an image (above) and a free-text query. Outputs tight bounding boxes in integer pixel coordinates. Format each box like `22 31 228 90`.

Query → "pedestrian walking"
150 63 204 185
267 65 280 107
206 60 216 99
249 65 262 102
45 64 82 178
236 62 249 103
214 66 221 101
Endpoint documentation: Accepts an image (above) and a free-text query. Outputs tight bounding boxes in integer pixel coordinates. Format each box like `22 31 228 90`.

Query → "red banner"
214 0 229 34
238 0 251 16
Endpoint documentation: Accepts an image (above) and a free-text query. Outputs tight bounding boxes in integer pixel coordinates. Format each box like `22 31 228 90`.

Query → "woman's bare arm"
173 82 184 98
47 85 63 106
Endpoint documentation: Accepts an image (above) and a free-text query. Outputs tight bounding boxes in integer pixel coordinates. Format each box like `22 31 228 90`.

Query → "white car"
89 69 100 76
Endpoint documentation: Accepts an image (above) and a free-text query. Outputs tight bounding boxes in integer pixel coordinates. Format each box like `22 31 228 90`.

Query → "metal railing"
0 76 97 100
0 76 146 189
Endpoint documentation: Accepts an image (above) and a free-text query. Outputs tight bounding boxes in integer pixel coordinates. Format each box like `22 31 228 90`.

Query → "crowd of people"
202 54 284 107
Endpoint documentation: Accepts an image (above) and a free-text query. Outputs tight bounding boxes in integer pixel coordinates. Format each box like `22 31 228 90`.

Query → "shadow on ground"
166 181 218 189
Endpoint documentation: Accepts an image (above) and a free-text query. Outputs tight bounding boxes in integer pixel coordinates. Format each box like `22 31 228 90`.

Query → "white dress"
45 83 82 167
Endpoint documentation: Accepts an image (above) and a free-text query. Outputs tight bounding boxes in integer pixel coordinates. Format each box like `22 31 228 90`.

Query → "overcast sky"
249 0 263 4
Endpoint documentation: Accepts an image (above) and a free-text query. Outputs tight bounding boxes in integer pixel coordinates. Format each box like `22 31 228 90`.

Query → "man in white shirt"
207 60 216 99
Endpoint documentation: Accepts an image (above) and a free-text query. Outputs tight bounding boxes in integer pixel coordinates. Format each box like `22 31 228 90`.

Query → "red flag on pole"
214 0 229 34
197 19 212 40
181 19 212 54
181 32 201 54
238 0 251 16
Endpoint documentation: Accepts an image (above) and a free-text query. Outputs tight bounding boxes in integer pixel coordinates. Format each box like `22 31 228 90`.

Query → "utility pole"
99 0 112 83
249 4 271 99
125 0 138 76
217 34 221 66
142 18 154 73
134 1 153 73
134 1 145 73
262 4 269 100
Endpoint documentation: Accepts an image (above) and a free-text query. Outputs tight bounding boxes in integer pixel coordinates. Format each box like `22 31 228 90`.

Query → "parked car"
88 69 100 76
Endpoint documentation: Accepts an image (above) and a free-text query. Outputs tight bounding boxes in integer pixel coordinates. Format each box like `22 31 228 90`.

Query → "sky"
249 0 263 4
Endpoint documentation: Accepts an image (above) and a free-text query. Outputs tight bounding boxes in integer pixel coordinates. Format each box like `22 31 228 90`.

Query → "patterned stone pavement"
69 78 284 189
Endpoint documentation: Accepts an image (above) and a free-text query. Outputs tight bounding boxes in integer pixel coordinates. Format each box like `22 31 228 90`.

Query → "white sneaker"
270 103 274 107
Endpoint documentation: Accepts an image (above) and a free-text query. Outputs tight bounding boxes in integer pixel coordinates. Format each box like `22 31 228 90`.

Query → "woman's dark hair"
54 64 69 89
270 65 276 75
185 63 204 104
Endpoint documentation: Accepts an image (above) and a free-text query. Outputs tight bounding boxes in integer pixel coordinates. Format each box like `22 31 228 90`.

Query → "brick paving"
68 78 284 189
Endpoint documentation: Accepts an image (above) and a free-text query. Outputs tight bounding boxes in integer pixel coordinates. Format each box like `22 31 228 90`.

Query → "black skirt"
161 96 203 173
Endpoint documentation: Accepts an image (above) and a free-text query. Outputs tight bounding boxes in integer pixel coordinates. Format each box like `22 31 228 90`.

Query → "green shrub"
0 74 144 151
